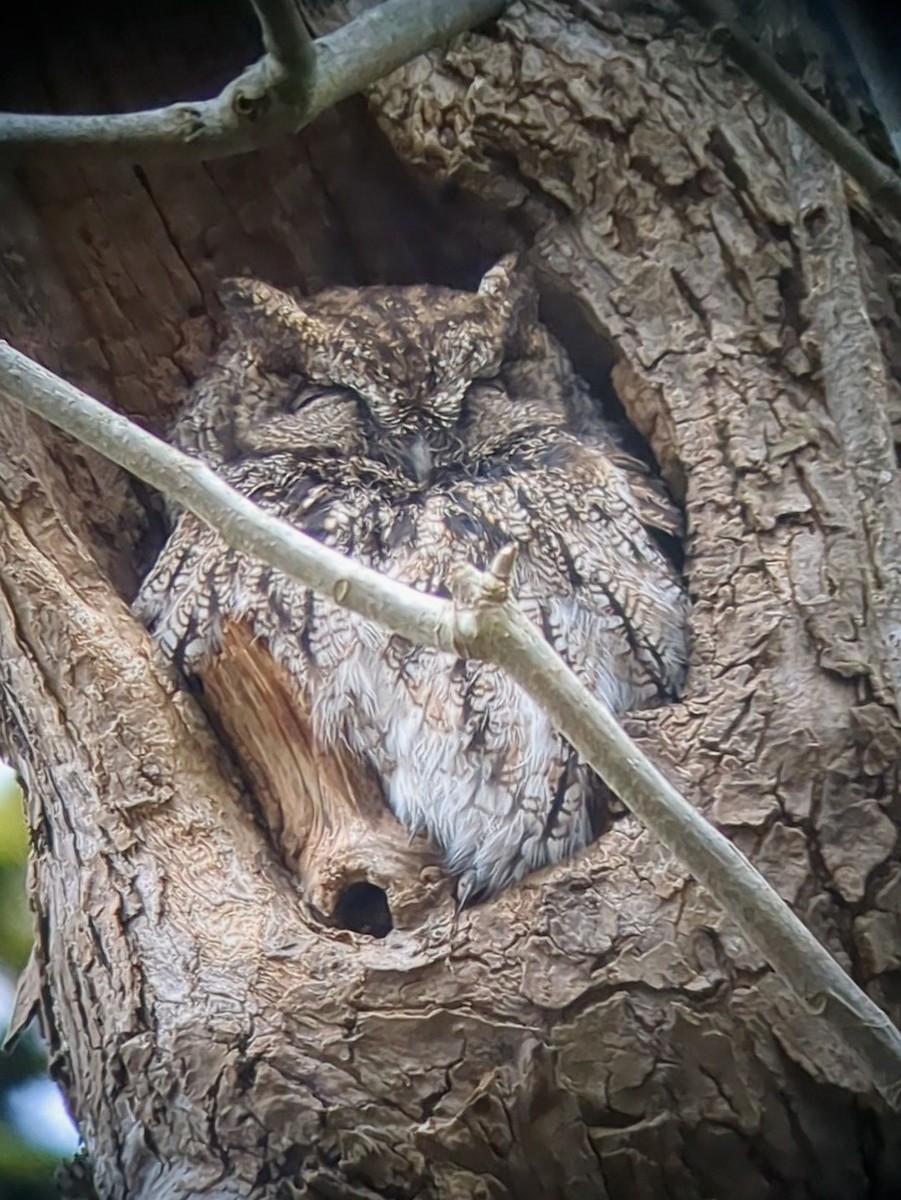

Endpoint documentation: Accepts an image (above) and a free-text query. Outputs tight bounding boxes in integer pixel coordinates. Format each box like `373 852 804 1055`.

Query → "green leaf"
0 767 28 867
0 1120 59 1183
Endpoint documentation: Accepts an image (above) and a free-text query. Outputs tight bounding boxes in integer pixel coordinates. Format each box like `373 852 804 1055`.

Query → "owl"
135 257 688 908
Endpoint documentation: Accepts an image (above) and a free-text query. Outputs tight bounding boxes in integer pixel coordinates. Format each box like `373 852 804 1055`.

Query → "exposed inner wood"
203 621 447 929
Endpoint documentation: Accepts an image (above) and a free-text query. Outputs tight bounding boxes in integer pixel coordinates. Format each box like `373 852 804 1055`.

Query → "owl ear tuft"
218 277 331 368
219 277 301 325
477 254 539 359
477 254 521 299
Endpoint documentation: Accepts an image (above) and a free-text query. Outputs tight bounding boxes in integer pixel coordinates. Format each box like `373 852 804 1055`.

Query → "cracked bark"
1 1 901 1197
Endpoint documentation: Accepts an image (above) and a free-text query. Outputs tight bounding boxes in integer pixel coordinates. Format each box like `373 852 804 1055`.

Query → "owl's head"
220 257 536 436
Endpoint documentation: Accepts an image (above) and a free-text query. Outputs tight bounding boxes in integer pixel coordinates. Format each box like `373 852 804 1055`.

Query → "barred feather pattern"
136 260 688 902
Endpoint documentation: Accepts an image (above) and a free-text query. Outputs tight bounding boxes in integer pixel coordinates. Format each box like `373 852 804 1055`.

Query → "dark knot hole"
334 881 393 938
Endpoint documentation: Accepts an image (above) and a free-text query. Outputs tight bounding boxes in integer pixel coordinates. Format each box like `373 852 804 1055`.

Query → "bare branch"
2 339 901 1106
0 347 454 654
0 0 506 160
311 0 500 109
677 0 901 222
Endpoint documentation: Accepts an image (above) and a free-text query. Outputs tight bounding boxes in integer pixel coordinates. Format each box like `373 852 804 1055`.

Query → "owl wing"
134 462 444 925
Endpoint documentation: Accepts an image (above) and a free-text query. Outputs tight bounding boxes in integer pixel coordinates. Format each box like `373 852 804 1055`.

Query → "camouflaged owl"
136 257 688 904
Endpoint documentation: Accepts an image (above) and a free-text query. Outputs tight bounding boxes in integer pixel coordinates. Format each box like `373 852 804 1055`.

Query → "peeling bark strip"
2 0 901 1196
787 129 901 710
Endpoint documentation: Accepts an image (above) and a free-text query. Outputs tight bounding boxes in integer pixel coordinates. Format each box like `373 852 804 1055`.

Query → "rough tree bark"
2 1 901 1197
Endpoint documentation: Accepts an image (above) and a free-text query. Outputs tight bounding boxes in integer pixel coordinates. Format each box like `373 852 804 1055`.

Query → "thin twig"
1 339 900 1108
829 0 901 164
0 0 505 161
250 0 317 107
678 0 901 222
251 0 316 69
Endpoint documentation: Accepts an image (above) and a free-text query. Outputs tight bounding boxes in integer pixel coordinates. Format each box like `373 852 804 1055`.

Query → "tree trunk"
2 1 901 1197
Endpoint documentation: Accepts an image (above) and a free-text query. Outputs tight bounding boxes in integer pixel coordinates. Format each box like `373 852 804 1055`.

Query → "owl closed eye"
214 255 533 439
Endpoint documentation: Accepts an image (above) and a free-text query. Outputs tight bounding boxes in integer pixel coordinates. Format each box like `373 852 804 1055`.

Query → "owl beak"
406 434 433 485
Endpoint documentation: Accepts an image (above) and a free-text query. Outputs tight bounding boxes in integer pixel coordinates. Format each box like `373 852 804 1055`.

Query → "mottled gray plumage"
136 257 688 902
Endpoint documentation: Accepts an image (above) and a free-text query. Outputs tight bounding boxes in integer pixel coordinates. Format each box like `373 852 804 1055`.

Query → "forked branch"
0 0 506 160
1 340 900 1108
